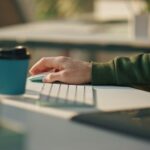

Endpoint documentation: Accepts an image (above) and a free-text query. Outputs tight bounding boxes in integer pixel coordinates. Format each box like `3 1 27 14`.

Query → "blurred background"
0 0 150 67
0 1 150 150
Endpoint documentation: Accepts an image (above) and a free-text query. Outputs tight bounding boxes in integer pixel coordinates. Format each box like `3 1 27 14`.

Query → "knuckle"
48 74 54 80
45 74 53 82
58 56 68 62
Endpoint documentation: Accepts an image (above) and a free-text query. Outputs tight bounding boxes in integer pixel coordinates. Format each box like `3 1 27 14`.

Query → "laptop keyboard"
24 81 95 107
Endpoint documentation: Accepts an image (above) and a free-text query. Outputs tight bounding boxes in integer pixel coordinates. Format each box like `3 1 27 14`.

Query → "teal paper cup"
0 46 30 95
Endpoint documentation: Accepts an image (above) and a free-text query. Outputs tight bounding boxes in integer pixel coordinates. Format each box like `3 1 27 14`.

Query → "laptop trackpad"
94 86 150 111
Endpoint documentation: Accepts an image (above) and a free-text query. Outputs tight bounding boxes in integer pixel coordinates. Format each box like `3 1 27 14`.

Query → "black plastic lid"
0 46 30 59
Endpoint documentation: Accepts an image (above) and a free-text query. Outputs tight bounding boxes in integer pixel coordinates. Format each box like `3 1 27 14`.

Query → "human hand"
29 56 92 84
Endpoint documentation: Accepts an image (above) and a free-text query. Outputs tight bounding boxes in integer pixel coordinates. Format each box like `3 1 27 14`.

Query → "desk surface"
1 101 150 150
1 81 150 150
0 20 150 51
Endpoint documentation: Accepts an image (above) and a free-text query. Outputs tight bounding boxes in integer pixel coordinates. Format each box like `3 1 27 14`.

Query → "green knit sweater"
92 53 150 86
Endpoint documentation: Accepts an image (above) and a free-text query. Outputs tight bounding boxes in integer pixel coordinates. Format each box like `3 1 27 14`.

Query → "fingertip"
29 67 37 74
29 70 37 76
29 70 33 75
43 73 59 83
43 74 51 83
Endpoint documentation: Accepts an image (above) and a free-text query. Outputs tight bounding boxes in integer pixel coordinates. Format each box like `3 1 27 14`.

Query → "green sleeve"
92 53 150 86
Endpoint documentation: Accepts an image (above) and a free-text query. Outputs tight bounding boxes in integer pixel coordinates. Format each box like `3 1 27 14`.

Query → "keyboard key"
85 86 94 105
38 83 52 105
24 81 94 108
58 84 68 100
67 85 76 103
76 85 85 104
50 84 60 98
40 83 52 96
25 80 43 99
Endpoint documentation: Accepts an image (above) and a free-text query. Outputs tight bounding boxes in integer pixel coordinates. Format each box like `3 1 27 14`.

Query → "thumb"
43 72 62 83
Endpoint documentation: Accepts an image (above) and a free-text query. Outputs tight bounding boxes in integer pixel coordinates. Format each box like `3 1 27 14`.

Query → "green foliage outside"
34 0 93 20
145 0 150 11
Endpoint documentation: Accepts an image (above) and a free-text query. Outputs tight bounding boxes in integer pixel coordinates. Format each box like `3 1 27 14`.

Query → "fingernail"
29 71 34 75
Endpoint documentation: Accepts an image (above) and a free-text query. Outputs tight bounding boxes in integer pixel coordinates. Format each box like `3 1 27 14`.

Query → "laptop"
1 79 150 140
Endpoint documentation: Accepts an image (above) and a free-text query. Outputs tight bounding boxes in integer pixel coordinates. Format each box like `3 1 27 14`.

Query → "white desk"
1 104 150 150
0 20 150 52
0 83 150 150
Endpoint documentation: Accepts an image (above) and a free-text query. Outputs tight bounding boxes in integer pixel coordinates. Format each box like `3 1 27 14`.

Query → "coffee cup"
0 46 30 95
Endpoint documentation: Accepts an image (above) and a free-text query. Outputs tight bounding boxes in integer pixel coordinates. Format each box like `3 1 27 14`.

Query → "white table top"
1 99 150 150
0 80 150 150
0 20 150 48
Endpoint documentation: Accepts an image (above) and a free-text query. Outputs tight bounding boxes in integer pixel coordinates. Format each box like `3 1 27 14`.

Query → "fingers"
29 56 91 84
43 71 64 83
29 58 48 75
29 57 60 75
